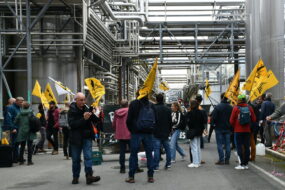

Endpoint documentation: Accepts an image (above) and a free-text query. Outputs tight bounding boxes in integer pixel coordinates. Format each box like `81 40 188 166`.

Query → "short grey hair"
74 92 85 100
266 93 272 99
16 97 24 101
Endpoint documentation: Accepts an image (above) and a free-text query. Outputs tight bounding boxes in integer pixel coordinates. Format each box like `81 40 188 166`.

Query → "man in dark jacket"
126 95 155 183
153 94 172 171
211 93 233 165
68 92 100 185
4 97 23 163
260 93 275 146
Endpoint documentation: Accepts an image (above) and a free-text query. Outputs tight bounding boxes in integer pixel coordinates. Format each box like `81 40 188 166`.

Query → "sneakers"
154 168 159 172
171 160 176 163
164 164 171 170
125 177 135 183
244 165 249 170
215 161 224 165
27 162 34 166
148 177 155 183
72 178 79 184
86 174 101 185
135 168 144 173
187 163 199 168
235 165 245 170
52 150 59 155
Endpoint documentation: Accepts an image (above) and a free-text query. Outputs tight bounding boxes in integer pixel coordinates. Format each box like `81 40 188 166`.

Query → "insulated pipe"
101 1 144 26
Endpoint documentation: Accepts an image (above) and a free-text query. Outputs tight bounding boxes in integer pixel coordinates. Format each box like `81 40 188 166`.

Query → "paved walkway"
0 139 285 190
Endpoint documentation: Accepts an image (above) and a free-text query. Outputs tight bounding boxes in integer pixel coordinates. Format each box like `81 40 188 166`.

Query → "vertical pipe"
26 0 32 103
15 0 18 30
230 23 234 64
195 24 198 62
219 65 222 96
19 0 22 31
0 30 3 122
159 24 163 63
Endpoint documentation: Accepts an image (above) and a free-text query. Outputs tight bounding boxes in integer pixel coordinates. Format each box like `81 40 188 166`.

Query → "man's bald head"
8 98 16 105
75 92 86 108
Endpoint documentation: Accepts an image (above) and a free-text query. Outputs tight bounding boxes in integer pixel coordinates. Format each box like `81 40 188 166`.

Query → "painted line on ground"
249 162 285 188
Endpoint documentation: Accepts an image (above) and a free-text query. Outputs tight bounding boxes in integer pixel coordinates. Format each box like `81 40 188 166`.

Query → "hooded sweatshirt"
113 107 131 140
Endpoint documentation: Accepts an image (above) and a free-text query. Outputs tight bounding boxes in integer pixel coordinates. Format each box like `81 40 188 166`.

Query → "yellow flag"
243 59 267 91
1 137 9 145
250 70 279 102
225 69 240 105
159 81 169 91
85 78 105 99
92 94 103 107
44 83 57 105
137 58 158 100
205 79 212 99
32 80 42 98
64 94 70 103
40 93 50 109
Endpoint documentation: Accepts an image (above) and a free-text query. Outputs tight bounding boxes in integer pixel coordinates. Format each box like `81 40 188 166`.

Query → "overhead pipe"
101 1 144 26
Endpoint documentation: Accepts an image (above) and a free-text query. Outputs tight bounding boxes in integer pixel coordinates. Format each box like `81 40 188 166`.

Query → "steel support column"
159 24 163 63
26 0 32 103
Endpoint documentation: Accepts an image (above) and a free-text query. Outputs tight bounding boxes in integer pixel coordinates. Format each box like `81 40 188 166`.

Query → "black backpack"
136 102 156 133
29 114 41 133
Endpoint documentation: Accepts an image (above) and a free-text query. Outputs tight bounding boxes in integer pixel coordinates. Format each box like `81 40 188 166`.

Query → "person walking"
35 104 47 153
170 102 186 163
68 92 101 185
153 94 172 171
14 102 37 165
4 97 24 163
126 94 156 183
46 101 60 155
186 100 207 168
60 103 71 159
112 99 131 174
230 94 256 170
211 93 233 165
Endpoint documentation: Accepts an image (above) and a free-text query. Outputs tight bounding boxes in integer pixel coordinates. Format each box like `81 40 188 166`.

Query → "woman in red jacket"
230 94 256 170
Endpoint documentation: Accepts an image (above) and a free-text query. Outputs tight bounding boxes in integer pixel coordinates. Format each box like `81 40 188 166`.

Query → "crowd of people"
1 90 284 185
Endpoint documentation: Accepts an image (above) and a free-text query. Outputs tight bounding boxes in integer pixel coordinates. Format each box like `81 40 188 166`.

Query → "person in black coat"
211 93 233 165
125 95 156 183
153 94 172 170
186 100 207 168
68 92 100 185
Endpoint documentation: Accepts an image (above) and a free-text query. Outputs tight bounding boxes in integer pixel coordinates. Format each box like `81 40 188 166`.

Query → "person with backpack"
170 102 186 163
211 93 233 165
186 100 207 168
230 94 256 170
59 103 71 159
126 94 156 183
35 104 47 153
14 102 37 165
153 94 172 171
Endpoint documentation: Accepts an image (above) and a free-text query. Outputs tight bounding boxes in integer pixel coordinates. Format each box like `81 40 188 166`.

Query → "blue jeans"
119 140 130 170
170 129 185 160
71 139 93 178
129 133 154 178
215 130 231 162
190 136 201 165
235 132 250 166
153 137 171 169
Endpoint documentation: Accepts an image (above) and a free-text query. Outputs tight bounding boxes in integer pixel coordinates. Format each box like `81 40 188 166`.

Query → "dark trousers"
46 128 59 151
19 140 33 162
260 123 265 144
11 132 19 162
37 127 46 149
215 130 231 162
200 136 204 149
208 125 214 142
62 127 71 157
129 133 154 178
119 140 130 170
71 139 93 178
235 132 250 166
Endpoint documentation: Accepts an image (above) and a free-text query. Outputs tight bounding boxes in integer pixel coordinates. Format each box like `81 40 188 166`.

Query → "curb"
265 148 285 161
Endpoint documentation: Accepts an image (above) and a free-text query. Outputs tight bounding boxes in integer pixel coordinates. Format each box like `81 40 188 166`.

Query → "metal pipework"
101 1 144 26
